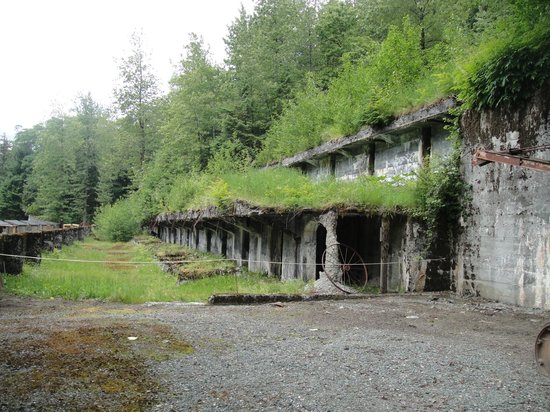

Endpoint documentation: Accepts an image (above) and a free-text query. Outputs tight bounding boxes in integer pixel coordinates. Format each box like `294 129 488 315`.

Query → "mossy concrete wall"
155 211 448 293
456 88 550 308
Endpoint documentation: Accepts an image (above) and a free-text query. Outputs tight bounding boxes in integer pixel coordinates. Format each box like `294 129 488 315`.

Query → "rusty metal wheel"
535 322 550 377
321 243 368 293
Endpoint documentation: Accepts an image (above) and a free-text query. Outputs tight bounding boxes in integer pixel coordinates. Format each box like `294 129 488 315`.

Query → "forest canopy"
0 0 548 241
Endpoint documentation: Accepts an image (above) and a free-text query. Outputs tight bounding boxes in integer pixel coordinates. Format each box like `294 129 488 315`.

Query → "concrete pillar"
281 232 297 280
319 211 341 283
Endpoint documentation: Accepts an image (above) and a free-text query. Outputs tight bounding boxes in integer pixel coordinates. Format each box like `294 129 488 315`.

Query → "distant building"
0 217 60 235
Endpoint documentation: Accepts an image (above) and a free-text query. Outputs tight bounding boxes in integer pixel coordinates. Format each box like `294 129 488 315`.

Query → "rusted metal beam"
473 150 550 173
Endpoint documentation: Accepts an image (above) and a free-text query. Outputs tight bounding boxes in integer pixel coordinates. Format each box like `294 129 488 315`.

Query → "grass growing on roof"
4 238 306 303
168 167 417 212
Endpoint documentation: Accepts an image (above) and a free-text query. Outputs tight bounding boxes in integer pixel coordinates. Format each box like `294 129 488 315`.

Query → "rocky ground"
1 292 549 411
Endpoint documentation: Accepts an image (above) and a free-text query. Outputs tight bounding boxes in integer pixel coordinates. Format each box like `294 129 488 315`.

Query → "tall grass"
167 167 417 212
4 239 306 303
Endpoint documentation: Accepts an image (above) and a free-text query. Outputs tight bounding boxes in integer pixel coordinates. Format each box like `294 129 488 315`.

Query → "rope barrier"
0 252 447 267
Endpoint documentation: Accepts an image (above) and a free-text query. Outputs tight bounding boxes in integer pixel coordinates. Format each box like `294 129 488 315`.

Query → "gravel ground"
1 292 549 411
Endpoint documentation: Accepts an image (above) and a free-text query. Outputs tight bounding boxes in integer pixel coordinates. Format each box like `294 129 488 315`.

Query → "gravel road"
1 292 549 411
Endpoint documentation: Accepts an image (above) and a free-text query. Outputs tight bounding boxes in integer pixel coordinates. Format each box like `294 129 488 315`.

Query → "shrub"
93 198 141 242
258 17 448 163
456 2 550 110
414 131 468 250
460 29 550 109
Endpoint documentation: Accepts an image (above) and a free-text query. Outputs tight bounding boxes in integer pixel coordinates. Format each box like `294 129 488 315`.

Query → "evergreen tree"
0 133 11 173
72 94 103 223
0 128 38 219
224 0 319 147
113 31 160 172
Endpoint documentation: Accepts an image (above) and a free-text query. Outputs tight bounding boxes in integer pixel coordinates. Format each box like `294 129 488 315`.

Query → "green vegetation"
93 198 142 242
141 236 238 281
457 7 550 109
4 239 306 303
258 16 448 163
414 136 468 250
164 167 417 212
0 0 547 236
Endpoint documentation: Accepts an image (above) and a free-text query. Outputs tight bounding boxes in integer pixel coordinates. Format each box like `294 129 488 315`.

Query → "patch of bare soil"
105 244 135 271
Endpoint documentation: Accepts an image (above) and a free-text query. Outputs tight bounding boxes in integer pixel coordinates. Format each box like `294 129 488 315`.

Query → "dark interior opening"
241 230 250 268
315 225 327 280
206 230 212 252
421 126 432 163
221 231 227 256
336 215 381 286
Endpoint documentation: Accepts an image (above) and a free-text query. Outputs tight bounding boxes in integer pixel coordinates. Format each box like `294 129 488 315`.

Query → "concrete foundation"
0 227 92 274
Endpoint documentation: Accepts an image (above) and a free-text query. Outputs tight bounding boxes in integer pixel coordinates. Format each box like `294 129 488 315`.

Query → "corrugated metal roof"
27 216 59 226
0 218 60 227
5 220 28 226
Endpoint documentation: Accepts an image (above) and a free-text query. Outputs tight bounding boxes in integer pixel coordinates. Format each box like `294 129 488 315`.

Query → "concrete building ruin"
155 98 456 294
155 89 550 309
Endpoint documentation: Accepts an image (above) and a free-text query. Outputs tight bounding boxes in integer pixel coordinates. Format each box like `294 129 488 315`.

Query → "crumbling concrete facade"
0 226 92 274
455 89 550 309
282 98 455 181
155 93 550 307
155 100 457 294
155 204 443 293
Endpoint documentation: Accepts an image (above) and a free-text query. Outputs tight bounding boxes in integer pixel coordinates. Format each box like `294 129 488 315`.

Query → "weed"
4 238 306 303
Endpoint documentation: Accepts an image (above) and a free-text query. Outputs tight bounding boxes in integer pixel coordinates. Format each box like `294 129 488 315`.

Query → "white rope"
0 252 447 267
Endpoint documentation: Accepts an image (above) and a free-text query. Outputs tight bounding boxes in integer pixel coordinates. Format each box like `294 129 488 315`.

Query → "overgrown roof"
155 200 409 225
277 97 456 168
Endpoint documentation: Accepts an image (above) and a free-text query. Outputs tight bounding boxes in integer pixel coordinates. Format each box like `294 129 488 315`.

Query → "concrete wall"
374 135 420 178
304 157 333 181
335 152 369 180
455 88 550 309
0 227 92 274
155 210 448 294
303 123 452 182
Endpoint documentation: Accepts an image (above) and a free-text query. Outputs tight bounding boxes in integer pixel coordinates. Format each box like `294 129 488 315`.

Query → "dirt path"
1 292 549 411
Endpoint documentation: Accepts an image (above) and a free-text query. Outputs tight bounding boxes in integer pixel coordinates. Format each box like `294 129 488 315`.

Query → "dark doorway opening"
206 230 212 252
315 225 327 280
221 231 227 257
241 230 250 268
336 215 381 286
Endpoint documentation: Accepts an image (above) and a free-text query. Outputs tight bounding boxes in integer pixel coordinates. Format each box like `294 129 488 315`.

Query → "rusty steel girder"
473 147 550 173
535 322 550 377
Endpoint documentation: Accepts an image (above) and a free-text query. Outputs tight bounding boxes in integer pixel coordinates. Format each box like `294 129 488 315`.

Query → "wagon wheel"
321 243 368 293
535 321 550 377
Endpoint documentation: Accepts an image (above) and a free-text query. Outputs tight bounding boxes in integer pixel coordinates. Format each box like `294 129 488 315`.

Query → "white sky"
0 0 255 138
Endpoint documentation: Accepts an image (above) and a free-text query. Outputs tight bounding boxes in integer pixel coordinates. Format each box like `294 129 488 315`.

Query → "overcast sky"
0 0 255 138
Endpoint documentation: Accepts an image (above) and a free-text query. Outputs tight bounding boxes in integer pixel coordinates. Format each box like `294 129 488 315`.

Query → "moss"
0 320 193 410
